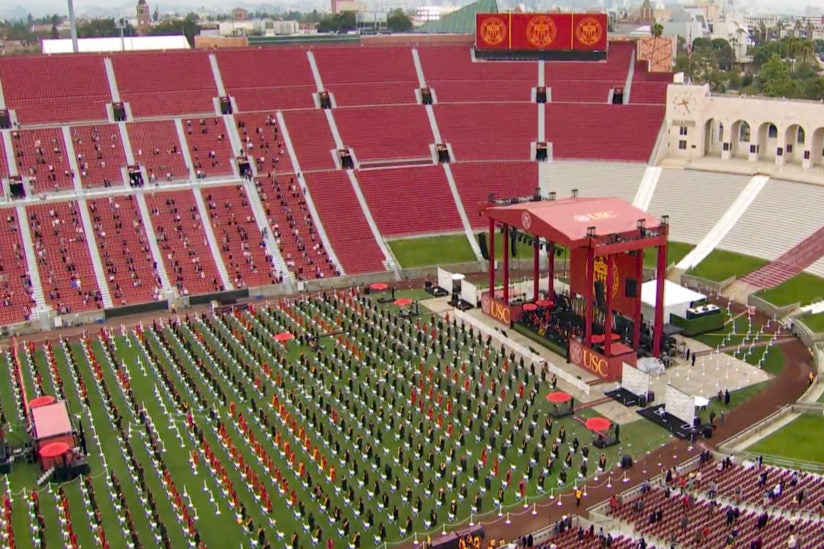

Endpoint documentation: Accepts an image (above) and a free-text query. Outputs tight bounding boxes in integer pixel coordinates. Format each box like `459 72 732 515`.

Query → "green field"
0 294 678 548
389 233 476 267
801 312 824 333
693 314 785 374
748 415 824 464
690 249 768 282
643 241 694 268
759 273 824 307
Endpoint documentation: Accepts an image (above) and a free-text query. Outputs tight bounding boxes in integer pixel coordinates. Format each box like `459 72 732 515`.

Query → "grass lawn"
747 415 824 465
693 314 785 375
389 233 476 267
801 312 824 333
0 293 686 548
643 241 694 268
690 249 768 282
759 272 824 307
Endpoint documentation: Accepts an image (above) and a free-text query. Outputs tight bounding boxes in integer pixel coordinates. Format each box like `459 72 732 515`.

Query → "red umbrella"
584 417 612 432
545 391 572 404
39 442 70 459
394 297 413 307
536 299 553 308
370 282 389 291
274 332 295 342
522 303 538 312
29 396 56 409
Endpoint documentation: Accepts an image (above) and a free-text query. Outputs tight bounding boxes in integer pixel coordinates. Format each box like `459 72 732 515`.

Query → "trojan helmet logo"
570 339 583 365
481 293 491 315
575 17 603 46
593 256 620 298
480 17 507 46
526 15 557 48
521 211 532 231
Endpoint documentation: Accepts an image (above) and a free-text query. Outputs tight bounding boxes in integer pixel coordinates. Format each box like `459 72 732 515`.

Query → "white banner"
461 280 478 306
437 268 452 293
665 384 695 426
621 363 650 397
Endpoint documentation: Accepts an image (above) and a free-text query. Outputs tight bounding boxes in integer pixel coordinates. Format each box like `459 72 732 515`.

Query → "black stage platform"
605 387 647 408
637 404 693 440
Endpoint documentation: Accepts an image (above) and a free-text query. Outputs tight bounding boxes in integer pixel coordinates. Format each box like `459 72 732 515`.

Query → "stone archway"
810 127 824 168
756 121 778 161
782 124 804 165
729 120 751 159
704 118 724 157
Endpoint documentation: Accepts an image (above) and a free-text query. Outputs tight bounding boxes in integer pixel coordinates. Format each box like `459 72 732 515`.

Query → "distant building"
218 19 299 37
136 0 151 35
332 0 367 15
232 8 249 21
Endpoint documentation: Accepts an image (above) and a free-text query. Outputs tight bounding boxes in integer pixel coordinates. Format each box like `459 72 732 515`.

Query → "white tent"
42 36 190 54
641 279 706 323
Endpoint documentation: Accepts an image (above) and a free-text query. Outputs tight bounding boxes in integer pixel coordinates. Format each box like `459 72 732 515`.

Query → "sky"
1 0 817 20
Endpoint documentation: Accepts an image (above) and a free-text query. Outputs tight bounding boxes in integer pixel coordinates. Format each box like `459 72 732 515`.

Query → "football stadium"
0 5 823 549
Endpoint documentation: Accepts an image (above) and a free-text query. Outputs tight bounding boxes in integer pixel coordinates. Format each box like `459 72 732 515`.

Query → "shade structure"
394 297 414 307
546 391 572 404
522 303 538 312
584 417 612 432
694 396 710 408
39 441 70 459
370 282 389 291
591 333 621 344
274 332 295 342
451 273 466 281
29 396 56 409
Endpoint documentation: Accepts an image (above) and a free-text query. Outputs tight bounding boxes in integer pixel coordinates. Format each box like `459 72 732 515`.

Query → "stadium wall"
665 84 824 171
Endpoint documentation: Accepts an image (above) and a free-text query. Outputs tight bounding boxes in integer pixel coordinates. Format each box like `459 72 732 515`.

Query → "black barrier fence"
189 288 250 307
105 300 168 321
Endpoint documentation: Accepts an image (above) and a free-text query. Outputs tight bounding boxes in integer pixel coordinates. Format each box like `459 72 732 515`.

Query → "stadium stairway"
173 119 196 180
103 57 122 105
192 187 234 289
208 53 227 98
134 192 173 293
677 174 770 271
622 54 636 104
307 53 396 275
240 177 294 291
77 198 114 308
1 130 17 177
275 110 344 275
537 61 546 145
411 54 482 261
632 166 662 211
442 164 484 261
15 205 46 310
60 126 85 192
739 224 824 289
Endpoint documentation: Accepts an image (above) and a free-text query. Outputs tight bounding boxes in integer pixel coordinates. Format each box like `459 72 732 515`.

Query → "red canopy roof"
39 441 70 458
485 197 661 248
31 401 73 441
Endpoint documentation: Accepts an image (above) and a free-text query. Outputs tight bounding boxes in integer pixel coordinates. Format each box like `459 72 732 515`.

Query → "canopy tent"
641 280 706 323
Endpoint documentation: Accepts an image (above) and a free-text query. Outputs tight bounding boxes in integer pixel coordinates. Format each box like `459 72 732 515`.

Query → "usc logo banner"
569 248 638 318
476 14 509 49
481 292 522 326
569 339 620 379
476 13 607 52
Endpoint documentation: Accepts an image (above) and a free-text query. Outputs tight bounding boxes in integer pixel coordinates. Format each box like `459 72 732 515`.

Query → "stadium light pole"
67 0 79 53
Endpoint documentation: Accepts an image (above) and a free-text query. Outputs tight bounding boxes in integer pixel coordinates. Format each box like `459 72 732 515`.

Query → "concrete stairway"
677 175 770 271
192 188 233 290
77 199 114 308
15 205 46 310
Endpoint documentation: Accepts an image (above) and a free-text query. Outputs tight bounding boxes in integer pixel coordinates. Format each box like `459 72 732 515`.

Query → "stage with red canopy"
480 194 669 382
